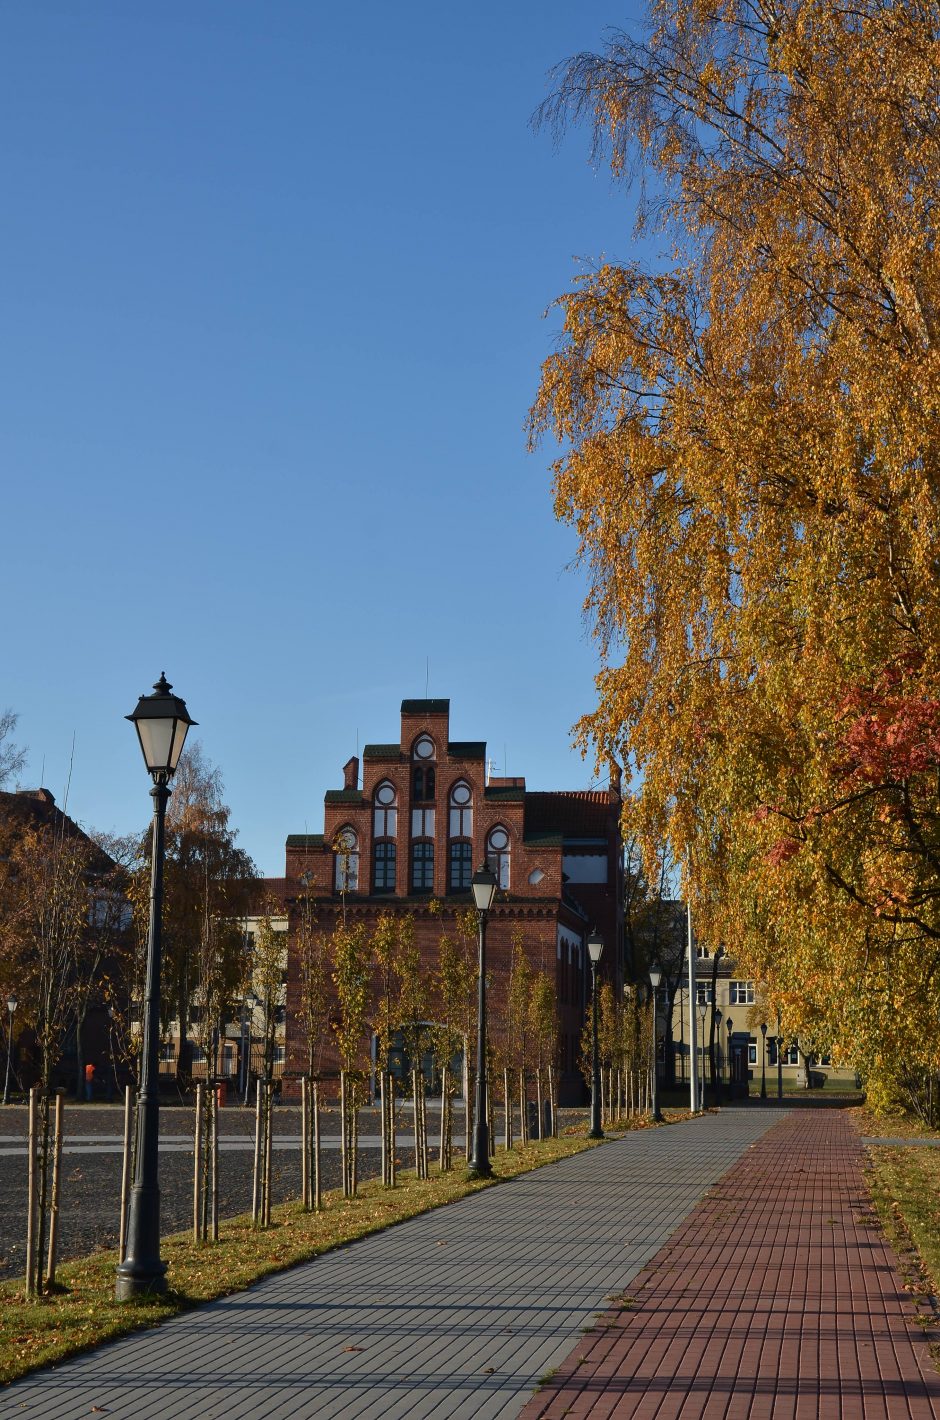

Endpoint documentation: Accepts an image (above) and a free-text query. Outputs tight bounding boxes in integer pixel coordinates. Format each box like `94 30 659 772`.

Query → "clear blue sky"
1 2 655 875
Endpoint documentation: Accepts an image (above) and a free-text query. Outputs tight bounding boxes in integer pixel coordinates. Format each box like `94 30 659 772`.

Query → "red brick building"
282 699 624 1104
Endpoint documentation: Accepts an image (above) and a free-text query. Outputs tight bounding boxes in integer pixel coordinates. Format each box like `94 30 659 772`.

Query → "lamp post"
3 994 17 1106
714 1008 722 1102
698 1002 707 1105
467 863 498 1178
115 674 195 1301
776 1009 784 1099
241 992 258 1106
587 930 604 1139
648 965 663 1121
726 1015 734 1094
760 1021 768 1100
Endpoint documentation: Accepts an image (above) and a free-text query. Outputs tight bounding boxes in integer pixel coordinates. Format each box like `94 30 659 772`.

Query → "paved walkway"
0 1109 780 1420
523 1110 940 1418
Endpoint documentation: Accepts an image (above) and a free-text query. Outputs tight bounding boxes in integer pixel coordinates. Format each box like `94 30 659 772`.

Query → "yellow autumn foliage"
531 0 940 1107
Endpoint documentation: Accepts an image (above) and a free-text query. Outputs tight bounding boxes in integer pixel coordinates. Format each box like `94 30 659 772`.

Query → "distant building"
282 699 624 1104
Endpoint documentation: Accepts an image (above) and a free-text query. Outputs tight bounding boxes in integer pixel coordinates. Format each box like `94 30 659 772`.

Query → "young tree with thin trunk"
332 921 371 1197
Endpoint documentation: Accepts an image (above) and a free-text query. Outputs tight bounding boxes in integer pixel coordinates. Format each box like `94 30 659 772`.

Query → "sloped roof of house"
0 788 116 874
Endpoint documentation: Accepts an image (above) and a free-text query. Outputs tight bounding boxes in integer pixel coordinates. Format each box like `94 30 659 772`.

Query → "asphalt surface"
0 1101 445 1277
0 1100 582 1278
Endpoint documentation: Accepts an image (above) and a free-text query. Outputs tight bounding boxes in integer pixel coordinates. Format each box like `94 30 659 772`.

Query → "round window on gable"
413 735 435 760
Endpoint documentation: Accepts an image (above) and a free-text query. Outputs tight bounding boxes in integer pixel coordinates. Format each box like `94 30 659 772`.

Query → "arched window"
411 841 434 893
412 734 436 802
373 781 398 892
373 781 398 838
334 828 359 892
486 825 510 890
448 781 473 891
448 780 472 837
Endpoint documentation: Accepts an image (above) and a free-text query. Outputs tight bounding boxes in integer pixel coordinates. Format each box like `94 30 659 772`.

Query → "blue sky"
1 2 655 875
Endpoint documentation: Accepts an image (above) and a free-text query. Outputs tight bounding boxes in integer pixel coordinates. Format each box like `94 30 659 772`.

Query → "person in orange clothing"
84 1060 95 1102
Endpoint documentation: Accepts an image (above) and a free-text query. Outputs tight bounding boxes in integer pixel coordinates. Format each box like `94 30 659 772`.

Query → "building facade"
282 699 624 1104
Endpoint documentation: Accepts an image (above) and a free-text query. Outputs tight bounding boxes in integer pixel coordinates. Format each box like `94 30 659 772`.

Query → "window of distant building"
334 828 359 892
448 781 473 891
729 980 755 1006
412 735 436 801
374 841 396 892
373 783 398 892
411 840 434 893
449 841 472 892
696 983 715 1005
486 825 510 889
374 781 398 838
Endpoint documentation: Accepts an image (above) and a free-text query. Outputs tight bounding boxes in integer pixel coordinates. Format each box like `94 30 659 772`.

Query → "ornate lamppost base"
114 1261 168 1301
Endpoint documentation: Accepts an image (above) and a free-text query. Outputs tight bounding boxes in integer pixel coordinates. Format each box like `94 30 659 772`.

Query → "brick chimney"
343 756 359 791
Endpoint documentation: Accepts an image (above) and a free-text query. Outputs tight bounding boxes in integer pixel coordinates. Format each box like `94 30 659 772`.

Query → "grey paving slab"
0 1107 784 1420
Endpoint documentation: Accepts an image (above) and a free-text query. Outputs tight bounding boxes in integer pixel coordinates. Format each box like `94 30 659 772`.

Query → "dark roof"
362 744 401 761
286 833 325 849
484 785 526 802
522 830 564 847
324 789 363 804
0 788 116 874
447 741 486 759
524 791 612 839
401 699 450 715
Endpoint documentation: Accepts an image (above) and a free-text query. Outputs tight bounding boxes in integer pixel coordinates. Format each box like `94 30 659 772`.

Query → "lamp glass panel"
649 967 662 987
135 717 175 773
169 717 191 772
471 878 496 911
587 935 604 964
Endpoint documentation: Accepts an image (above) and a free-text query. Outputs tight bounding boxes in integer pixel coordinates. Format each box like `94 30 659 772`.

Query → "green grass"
0 1132 599 1386
864 1143 940 1339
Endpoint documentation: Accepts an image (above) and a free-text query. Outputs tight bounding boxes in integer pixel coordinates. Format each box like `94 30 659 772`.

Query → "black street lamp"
698 1001 707 1104
587 930 604 1139
726 1015 734 1093
467 863 498 1178
760 1021 768 1100
3 994 17 1106
776 1008 784 1100
115 674 195 1301
648 965 663 1122
714 1007 722 1102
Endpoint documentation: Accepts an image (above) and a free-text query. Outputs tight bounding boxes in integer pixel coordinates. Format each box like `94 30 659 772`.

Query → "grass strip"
865 1142 940 1315
1 1123 641 1386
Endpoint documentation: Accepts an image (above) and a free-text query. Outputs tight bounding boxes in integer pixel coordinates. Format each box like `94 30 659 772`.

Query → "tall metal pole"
650 992 662 1122
776 1008 784 1100
468 905 492 1177
3 1002 15 1106
115 774 170 1299
760 1022 768 1100
589 960 603 1139
687 903 699 1112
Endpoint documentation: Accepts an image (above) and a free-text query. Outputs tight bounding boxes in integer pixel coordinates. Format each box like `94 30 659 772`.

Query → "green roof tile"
484 786 526 801
324 789 363 804
362 744 401 760
286 834 325 848
447 741 486 758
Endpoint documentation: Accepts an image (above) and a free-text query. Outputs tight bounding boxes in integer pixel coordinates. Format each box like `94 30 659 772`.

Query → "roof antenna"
504 743 507 778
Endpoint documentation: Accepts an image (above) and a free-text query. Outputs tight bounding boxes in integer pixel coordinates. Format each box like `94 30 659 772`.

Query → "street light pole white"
3 994 17 1106
687 902 699 1112
587 930 604 1139
648 965 663 1121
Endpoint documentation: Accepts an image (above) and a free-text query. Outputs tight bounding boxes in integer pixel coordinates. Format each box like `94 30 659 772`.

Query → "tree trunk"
119 1084 133 1261
45 1091 63 1289
193 1082 204 1241
503 1068 512 1151
25 1086 38 1297
252 1078 263 1225
313 1078 322 1211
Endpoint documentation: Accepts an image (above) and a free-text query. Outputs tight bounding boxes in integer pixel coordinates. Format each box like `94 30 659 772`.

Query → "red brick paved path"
521 1109 940 1419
